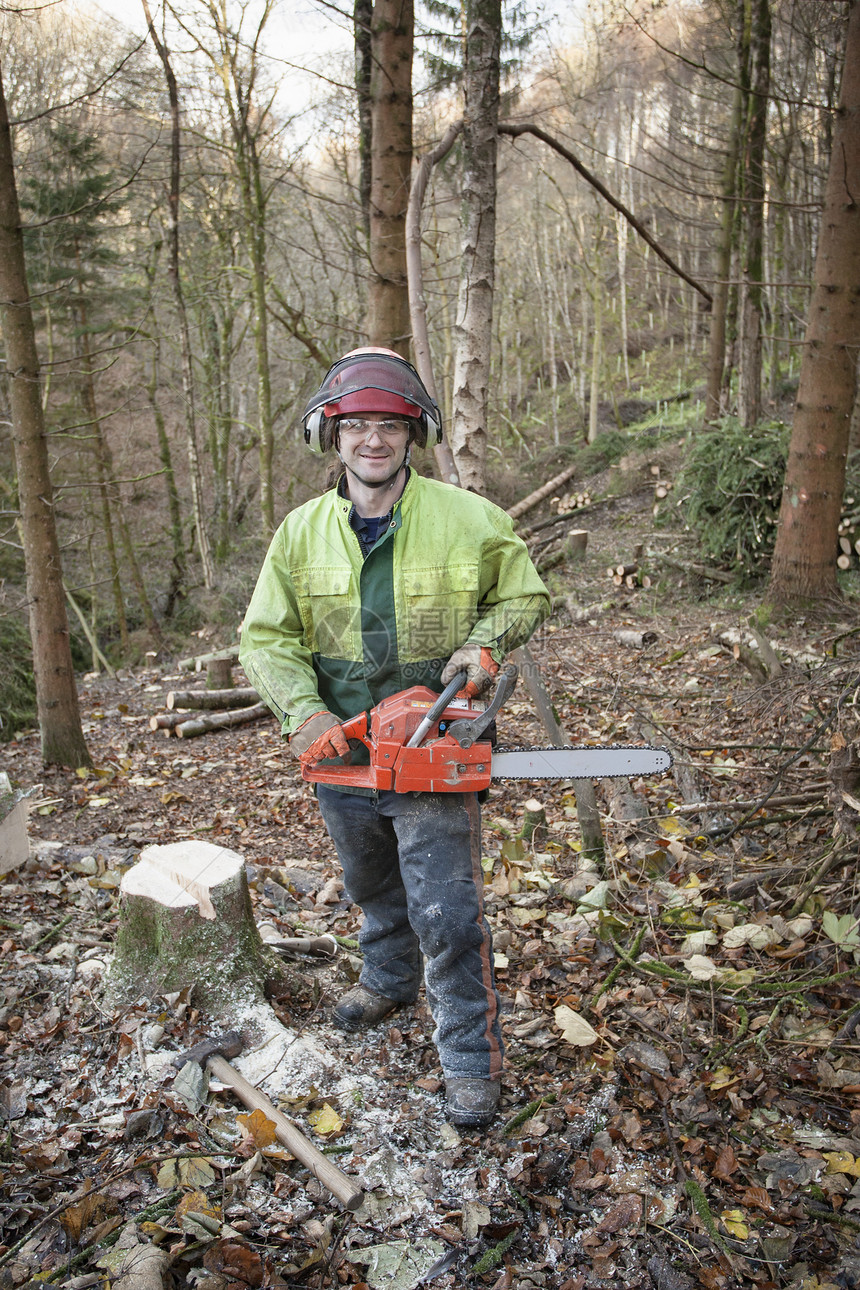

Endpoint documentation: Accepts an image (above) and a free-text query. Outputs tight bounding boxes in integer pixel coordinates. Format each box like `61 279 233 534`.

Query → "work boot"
332 984 398 1031
445 1078 500 1129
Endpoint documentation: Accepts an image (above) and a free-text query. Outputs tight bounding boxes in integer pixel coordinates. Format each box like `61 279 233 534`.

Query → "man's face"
336 415 411 490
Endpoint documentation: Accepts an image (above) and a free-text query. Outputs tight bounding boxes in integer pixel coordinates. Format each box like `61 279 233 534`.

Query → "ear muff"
303 409 325 453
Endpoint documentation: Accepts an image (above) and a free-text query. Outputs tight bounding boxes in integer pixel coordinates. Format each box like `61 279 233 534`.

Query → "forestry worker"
240 347 550 1129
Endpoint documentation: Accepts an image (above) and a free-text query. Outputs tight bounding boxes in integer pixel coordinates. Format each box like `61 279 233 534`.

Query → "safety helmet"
302 347 442 453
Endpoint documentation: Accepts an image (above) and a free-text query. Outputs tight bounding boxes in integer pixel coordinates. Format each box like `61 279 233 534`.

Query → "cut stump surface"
105 841 294 1017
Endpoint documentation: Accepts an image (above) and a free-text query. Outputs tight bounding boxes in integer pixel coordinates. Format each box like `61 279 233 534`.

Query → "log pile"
605 544 652 590
548 487 593 513
605 561 653 590
650 464 673 515
150 686 273 739
837 496 860 570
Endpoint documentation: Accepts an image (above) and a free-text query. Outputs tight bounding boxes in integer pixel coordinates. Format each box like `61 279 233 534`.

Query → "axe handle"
206 1053 364 1212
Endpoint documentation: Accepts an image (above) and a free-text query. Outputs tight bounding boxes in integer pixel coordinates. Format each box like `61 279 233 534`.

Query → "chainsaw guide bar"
491 745 673 781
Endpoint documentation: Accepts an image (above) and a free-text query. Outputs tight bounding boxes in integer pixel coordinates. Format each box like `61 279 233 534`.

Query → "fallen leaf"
307 1102 344 1136
554 1005 600 1046
684 954 718 980
347 1239 446 1290
237 1106 279 1149
720 1208 749 1239
722 922 778 950
824 1150 860 1177
597 1193 643 1232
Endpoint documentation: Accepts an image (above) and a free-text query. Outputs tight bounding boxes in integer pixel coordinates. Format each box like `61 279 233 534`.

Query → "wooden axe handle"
206 1053 364 1212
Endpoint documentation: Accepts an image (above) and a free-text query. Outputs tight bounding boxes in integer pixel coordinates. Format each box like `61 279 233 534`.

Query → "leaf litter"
3 571 860 1285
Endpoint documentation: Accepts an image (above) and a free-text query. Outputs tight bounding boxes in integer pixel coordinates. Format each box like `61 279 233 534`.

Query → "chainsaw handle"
405 670 468 749
301 709 371 785
446 662 518 748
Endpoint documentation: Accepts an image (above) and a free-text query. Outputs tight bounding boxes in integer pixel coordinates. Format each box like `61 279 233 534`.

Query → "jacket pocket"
292 567 359 659
400 563 481 661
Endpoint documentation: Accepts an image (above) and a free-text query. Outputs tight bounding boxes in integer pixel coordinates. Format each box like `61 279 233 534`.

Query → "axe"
173 1031 364 1212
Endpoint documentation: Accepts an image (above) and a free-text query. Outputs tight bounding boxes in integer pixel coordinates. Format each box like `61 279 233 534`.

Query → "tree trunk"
74 295 129 653
406 120 463 485
354 0 373 242
0 67 90 769
706 75 744 421
768 0 860 605
366 0 413 351
737 0 771 429
450 0 502 492
141 0 215 586
145 337 187 616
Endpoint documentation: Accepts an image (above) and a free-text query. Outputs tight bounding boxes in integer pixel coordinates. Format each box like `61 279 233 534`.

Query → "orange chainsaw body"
301 685 493 793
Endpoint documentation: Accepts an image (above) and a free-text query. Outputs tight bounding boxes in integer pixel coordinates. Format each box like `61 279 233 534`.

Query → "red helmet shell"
324 386 421 419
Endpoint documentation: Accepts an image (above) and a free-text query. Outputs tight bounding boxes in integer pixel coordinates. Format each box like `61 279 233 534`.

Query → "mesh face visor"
302 354 441 433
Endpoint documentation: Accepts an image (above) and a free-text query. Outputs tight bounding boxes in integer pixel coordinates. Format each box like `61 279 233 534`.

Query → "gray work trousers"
317 786 504 1081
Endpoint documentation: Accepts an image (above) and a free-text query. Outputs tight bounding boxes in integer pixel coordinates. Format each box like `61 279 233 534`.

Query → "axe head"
172 1029 244 1070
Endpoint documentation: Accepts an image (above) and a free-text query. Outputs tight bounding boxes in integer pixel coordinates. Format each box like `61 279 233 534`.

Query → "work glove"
441 644 500 699
290 711 351 764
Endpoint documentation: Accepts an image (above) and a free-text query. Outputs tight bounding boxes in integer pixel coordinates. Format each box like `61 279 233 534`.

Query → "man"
240 348 550 1128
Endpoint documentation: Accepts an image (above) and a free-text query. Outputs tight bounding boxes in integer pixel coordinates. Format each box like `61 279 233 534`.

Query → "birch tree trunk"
450 0 501 493
768 0 860 604
0 66 90 768
143 248 187 615
142 0 214 587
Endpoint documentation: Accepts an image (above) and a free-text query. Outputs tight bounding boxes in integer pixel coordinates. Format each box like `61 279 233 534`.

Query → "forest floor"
3 465 860 1290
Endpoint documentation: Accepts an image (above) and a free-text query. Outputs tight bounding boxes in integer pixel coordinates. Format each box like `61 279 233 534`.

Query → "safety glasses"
338 418 410 438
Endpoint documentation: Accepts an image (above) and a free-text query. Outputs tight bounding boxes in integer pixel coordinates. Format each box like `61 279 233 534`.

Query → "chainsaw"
302 663 672 793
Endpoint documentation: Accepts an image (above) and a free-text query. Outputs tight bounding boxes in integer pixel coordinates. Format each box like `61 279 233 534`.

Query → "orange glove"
441 645 500 698
290 711 351 764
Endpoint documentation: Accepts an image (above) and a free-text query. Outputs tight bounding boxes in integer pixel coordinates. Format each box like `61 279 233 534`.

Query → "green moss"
0 613 36 739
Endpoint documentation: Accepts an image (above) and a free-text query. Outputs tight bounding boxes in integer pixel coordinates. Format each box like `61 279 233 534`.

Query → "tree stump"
0 772 29 875
520 798 547 842
207 656 234 689
104 841 298 1019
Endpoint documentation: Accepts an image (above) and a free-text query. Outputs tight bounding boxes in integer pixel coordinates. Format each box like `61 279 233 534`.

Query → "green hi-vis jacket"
239 471 551 738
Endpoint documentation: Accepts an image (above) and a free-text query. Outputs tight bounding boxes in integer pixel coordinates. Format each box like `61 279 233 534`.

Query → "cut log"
656 555 734 584
149 711 200 733
175 702 272 739
507 463 578 521
167 687 260 711
613 629 658 648
104 841 296 1015
839 535 853 556
837 553 853 571
564 597 614 623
